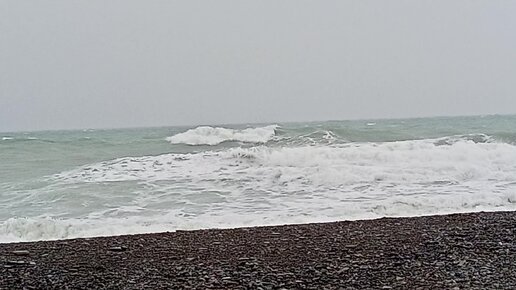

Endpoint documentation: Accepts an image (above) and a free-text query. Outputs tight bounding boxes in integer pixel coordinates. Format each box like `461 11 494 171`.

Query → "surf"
166 125 279 145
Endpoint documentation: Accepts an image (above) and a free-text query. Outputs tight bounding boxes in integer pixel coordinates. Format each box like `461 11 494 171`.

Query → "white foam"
53 138 516 194
1 137 13 141
166 125 278 145
4 138 516 242
1 197 514 243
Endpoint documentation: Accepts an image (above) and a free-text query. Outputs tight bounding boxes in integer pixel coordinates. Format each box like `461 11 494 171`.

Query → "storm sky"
1 1 515 132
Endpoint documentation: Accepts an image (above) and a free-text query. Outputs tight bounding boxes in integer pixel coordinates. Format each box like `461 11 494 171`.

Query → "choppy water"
1 115 516 242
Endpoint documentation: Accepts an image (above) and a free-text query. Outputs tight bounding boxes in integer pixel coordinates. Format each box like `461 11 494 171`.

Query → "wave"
433 133 495 146
0 137 50 143
54 137 516 189
166 125 278 145
5 136 516 242
2 194 515 243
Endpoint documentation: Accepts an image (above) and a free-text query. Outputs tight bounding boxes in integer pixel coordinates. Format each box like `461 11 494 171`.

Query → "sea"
1 115 516 243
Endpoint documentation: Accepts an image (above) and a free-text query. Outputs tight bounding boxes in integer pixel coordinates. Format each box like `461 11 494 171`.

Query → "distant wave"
1 137 39 142
166 125 278 145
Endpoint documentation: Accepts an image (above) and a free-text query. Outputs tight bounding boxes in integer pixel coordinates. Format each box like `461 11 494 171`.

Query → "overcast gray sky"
1 1 515 132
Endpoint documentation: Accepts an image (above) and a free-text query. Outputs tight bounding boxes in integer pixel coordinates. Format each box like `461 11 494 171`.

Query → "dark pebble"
12 250 30 256
0 211 515 289
108 246 127 252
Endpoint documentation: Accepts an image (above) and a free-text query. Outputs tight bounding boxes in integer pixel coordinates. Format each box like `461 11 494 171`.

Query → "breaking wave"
166 125 278 145
55 137 516 186
3 128 516 242
433 133 495 146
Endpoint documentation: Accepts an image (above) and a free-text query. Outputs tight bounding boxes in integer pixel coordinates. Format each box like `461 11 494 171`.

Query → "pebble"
108 246 127 252
6 260 30 266
12 250 30 256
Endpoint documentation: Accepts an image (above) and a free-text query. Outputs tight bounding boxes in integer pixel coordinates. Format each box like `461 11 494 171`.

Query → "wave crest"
433 133 495 146
166 125 278 145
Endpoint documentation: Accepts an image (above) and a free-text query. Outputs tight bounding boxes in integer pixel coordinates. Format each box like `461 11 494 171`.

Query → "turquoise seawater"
1 115 515 242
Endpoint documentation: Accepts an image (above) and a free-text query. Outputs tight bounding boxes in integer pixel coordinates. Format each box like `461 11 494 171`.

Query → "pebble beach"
1 211 515 289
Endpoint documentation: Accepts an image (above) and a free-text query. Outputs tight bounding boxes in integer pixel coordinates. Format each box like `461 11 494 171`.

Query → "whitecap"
166 125 278 145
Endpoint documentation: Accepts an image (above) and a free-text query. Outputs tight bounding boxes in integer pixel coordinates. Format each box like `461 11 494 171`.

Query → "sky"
1 1 515 132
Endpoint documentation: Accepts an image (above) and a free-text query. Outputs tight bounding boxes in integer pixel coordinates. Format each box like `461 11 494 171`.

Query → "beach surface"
1 211 515 289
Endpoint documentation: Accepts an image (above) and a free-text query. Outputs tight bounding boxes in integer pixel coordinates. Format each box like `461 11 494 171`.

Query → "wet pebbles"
1 211 515 289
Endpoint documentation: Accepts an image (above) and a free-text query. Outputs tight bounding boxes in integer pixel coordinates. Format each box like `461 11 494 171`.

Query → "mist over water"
1 115 516 242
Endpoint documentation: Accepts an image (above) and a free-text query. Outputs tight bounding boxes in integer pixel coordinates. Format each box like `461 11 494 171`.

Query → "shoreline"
1 211 515 289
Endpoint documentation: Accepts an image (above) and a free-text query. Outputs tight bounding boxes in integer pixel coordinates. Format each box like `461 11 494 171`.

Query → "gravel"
1 211 515 289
